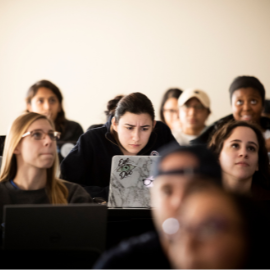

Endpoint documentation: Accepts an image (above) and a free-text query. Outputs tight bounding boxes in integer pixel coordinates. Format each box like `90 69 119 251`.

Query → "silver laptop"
3 204 107 252
108 156 159 208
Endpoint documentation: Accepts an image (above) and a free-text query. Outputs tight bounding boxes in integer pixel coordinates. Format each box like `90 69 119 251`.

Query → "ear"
255 162 259 172
26 103 32 112
152 120 156 130
13 144 21 155
111 117 118 132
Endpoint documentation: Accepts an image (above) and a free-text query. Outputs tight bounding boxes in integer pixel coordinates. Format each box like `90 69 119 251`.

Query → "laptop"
108 156 159 208
3 204 107 252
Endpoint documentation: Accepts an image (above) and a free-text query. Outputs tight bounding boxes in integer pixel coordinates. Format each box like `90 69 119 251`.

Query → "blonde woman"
0 112 91 219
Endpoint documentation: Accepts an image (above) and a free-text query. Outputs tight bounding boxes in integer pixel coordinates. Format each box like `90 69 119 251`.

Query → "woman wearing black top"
26 80 84 142
192 76 270 150
61 92 177 199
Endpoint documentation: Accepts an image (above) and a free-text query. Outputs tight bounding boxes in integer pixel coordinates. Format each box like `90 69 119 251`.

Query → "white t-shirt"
172 127 206 146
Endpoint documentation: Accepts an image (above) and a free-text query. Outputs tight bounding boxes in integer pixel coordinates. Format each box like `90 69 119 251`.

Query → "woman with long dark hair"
61 92 177 199
26 80 84 142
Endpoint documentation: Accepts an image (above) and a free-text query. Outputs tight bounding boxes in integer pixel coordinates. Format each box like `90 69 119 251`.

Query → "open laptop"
3 204 107 252
108 156 159 208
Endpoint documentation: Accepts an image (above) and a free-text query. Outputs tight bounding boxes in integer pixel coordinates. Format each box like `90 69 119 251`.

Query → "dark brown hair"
208 120 270 188
159 88 182 123
108 92 155 123
26 80 66 134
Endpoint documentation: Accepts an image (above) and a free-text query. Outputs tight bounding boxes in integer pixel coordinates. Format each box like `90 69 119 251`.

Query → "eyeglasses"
181 104 206 111
22 129 61 141
163 216 239 242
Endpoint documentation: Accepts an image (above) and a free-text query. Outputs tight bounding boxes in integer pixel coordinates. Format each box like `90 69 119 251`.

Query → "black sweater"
191 114 270 146
60 118 177 198
93 231 171 269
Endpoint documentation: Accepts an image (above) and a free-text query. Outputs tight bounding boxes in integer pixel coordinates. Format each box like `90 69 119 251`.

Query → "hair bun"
105 95 124 116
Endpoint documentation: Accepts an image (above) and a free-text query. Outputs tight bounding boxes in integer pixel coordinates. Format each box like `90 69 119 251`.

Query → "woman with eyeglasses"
159 88 183 130
172 88 211 145
0 112 91 230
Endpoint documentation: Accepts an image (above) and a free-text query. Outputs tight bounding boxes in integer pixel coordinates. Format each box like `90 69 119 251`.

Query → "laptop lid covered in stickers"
108 155 159 208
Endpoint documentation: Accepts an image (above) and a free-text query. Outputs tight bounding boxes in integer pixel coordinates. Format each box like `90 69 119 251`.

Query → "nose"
187 107 196 116
43 100 51 111
132 129 140 142
170 191 184 211
239 147 248 157
43 134 53 146
242 101 251 111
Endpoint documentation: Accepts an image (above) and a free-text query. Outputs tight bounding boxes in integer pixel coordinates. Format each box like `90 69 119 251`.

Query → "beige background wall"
0 0 270 134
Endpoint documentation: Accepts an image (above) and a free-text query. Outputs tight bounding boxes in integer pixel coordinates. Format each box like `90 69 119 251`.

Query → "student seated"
26 80 84 142
192 76 270 150
166 181 270 269
208 120 270 198
60 92 177 200
172 88 210 145
0 112 92 228
159 88 182 130
93 143 222 269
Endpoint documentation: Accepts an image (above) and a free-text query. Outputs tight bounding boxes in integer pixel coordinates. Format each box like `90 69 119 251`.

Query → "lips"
241 115 253 121
235 162 249 166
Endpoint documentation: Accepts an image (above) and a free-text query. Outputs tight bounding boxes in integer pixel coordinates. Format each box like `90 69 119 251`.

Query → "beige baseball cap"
178 88 210 108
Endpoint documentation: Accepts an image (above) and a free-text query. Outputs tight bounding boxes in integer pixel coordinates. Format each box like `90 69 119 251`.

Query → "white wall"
0 0 270 134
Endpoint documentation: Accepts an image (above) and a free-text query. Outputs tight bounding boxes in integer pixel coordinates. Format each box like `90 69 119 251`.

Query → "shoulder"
64 119 84 133
62 180 92 203
93 231 169 269
191 114 233 146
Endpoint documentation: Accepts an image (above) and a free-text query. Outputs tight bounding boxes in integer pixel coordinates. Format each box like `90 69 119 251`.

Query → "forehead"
225 126 258 144
232 87 262 99
164 97 178 108
27 118 53 131
33 87 58 99
160 152 199 171
119 112 153 124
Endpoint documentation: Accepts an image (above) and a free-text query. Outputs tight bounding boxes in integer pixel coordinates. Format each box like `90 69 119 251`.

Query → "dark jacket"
191 114 270 146
60 119 84 142
60 118 177 198
93 231 171 269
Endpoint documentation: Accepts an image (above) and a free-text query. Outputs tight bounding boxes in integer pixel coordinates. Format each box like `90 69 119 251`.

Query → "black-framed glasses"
22 129 61 141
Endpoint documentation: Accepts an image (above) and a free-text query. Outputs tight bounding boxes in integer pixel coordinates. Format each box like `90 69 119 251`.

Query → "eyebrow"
124 124 151 127
230 139 258 147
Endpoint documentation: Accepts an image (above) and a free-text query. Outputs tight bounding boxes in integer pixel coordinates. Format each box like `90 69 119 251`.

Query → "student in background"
0 112 92 228
61 93 177 200
208 120 270 198
159 88 182 130
192 76 270 150
93 144 222 269
166 181 270 269
172 88 210 145
26 80 84 142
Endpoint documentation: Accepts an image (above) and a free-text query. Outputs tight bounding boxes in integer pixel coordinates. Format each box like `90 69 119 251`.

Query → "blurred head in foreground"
151 143 222 251
165 181 270 269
